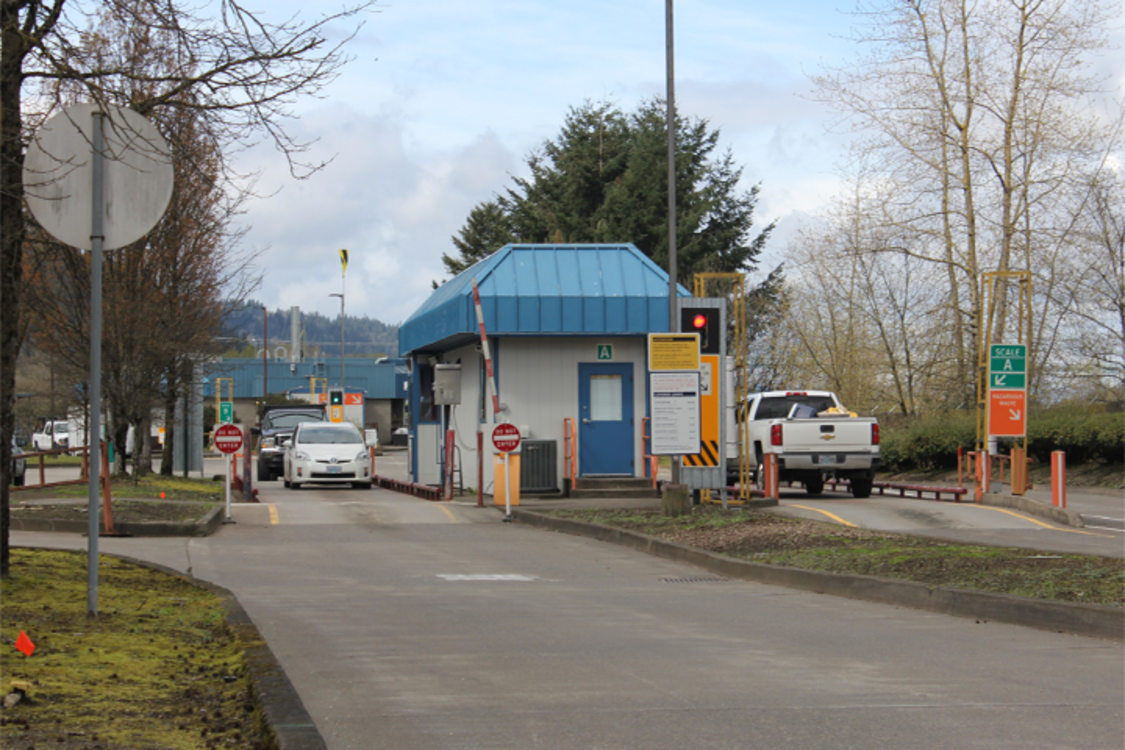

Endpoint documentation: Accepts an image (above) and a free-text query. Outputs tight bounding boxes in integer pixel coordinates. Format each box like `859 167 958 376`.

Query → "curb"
980 491 1085 527
511 509 1125 641
9 505 224 537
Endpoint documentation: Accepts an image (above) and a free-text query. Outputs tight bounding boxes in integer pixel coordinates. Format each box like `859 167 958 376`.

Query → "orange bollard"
763 453 779 500
1010 447 1027 495
1051 451 1066 508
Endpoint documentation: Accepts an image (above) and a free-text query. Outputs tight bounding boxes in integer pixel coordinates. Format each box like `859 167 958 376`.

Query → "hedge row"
878 410 1124 472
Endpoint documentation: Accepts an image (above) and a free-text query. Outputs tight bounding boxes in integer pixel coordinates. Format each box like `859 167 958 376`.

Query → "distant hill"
221 300 399 358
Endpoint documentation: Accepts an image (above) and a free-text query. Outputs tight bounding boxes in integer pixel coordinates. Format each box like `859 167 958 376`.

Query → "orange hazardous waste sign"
989 389 1027 438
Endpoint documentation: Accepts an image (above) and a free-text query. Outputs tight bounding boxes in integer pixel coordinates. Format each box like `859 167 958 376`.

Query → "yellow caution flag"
339 248 348 274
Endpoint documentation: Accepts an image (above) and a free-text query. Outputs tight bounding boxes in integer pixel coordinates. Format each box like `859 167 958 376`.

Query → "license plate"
326 465 342 473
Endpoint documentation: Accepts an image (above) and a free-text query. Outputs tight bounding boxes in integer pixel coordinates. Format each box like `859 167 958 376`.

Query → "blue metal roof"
203 358 408 400
399 244 688 354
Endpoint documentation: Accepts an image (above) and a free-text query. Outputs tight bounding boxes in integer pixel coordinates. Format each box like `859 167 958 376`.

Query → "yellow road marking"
438 504 458 523
268 504 279 525
788 503 857 527
968 505 1112 536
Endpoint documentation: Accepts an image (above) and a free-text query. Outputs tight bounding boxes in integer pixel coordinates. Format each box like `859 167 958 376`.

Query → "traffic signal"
681 306 720 354
329 388 344 406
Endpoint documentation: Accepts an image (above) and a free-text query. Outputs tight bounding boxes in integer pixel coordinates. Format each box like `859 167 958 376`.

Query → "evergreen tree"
446 99 775 287
443 201 514 275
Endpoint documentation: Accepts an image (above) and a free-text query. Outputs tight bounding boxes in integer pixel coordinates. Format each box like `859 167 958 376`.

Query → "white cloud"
229 1 867 334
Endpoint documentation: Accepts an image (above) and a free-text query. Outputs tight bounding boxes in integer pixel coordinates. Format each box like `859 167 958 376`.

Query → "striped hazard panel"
683 440 720 467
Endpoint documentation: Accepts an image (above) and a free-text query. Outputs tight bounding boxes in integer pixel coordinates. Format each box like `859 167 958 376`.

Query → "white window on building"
590 374 622 421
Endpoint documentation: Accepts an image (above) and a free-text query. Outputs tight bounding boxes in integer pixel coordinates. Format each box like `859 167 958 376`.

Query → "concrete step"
569 477 658 498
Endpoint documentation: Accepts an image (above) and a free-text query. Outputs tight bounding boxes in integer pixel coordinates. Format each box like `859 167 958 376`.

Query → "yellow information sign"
648 333 700 371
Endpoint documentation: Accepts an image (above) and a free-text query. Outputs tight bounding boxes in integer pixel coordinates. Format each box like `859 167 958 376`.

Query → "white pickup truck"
31 419 72 451
730 390 880 497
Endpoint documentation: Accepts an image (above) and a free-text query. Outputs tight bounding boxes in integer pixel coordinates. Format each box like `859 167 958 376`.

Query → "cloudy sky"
234 1 1122 327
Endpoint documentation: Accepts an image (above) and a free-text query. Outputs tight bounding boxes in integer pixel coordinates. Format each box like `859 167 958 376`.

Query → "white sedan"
283 422 372 489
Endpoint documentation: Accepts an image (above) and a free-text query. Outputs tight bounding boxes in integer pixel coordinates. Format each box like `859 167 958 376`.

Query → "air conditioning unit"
520 439 557 493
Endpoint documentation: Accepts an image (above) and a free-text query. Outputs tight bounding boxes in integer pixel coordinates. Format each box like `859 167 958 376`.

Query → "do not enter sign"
491 423 521 453
214 423 244 454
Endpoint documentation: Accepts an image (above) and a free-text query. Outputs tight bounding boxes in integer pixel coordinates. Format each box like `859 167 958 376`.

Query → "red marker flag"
14 631 35 657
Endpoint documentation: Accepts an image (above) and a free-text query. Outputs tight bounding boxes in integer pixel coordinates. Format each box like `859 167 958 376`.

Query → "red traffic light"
691 313 707 329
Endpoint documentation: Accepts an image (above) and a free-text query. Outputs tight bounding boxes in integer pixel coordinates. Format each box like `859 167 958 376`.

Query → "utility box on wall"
434 363 462 405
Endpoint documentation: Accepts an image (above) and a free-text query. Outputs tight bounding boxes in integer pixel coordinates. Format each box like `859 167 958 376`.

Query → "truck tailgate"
779 418 877 453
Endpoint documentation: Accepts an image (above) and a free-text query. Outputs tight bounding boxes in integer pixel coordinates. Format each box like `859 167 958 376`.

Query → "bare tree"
1 0 374 576
810 0 1117 409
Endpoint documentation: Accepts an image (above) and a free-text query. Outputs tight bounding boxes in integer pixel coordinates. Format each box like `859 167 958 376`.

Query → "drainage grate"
659 576 729 583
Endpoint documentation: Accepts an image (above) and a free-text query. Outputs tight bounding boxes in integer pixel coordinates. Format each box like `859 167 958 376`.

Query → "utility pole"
666 0 680 486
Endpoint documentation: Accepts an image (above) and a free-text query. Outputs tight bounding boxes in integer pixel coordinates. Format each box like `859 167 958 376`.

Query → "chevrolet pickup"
733 390 880 497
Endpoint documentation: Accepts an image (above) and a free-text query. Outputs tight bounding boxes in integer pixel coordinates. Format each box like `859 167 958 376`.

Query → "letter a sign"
988 344 1027 438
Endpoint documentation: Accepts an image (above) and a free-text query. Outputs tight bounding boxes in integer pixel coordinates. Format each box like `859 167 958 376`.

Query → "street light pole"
333 248 349 397
330 292 344 393
262 306 268 401
666 0 680 486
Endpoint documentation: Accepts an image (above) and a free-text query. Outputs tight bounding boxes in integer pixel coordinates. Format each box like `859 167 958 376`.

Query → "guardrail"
723 477 968 503
828 479 968 502
12 446 91 491
372 474 441 501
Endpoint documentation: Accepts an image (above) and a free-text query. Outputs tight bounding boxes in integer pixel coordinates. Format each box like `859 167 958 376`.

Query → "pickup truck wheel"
850 475 874 498
805 476 824 496
257 464 272 482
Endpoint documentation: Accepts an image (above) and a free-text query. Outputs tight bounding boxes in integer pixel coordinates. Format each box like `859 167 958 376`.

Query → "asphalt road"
13 461 1125 750
769 485 1125 558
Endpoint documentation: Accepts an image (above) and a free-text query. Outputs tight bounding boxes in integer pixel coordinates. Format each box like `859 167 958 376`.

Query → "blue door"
578 363 634 476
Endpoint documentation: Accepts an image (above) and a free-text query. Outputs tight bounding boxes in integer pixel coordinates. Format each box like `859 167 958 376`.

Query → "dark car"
253 405 328 481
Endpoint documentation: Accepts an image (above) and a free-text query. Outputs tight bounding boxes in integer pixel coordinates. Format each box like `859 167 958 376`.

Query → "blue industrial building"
202 356 409 446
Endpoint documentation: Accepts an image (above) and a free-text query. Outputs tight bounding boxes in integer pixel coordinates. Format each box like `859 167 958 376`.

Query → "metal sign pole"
225 453 232 522
86 111 105 618
504 452 512 522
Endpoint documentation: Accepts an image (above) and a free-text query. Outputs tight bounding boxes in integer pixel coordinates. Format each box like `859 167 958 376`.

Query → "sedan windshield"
297 425 363 445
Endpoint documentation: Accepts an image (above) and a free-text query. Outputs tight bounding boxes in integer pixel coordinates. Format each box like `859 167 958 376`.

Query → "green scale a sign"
989 344 1026 389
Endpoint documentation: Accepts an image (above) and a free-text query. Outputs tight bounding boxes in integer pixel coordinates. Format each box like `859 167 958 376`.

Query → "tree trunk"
0 4 31 578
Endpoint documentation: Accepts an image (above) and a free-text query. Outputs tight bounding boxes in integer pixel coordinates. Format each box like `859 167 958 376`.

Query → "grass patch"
545 507 1125 607
0 549 274 749
12 474 221 526
15 474 223 503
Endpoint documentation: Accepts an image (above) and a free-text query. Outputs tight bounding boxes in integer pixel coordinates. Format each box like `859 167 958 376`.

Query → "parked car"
11 439 26 486
252 404 328 481
283 422 372 490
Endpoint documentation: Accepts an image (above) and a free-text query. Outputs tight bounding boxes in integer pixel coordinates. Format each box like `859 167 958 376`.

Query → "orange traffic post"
973 451 984 502
763 453 779 500
1051 451 1067 508
1010 447 1027 495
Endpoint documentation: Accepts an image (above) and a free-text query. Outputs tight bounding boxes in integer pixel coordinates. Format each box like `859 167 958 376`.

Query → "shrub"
879 408 1123 472
879 411 976 472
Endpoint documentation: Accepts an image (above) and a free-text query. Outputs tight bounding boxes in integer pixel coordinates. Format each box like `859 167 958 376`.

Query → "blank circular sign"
23 103 174 250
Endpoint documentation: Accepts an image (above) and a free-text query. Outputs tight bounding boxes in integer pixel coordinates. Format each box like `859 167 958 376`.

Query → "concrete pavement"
8 451 1123 749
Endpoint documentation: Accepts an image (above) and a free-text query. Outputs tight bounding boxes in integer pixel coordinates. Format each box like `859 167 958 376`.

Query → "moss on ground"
1 549 274 749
